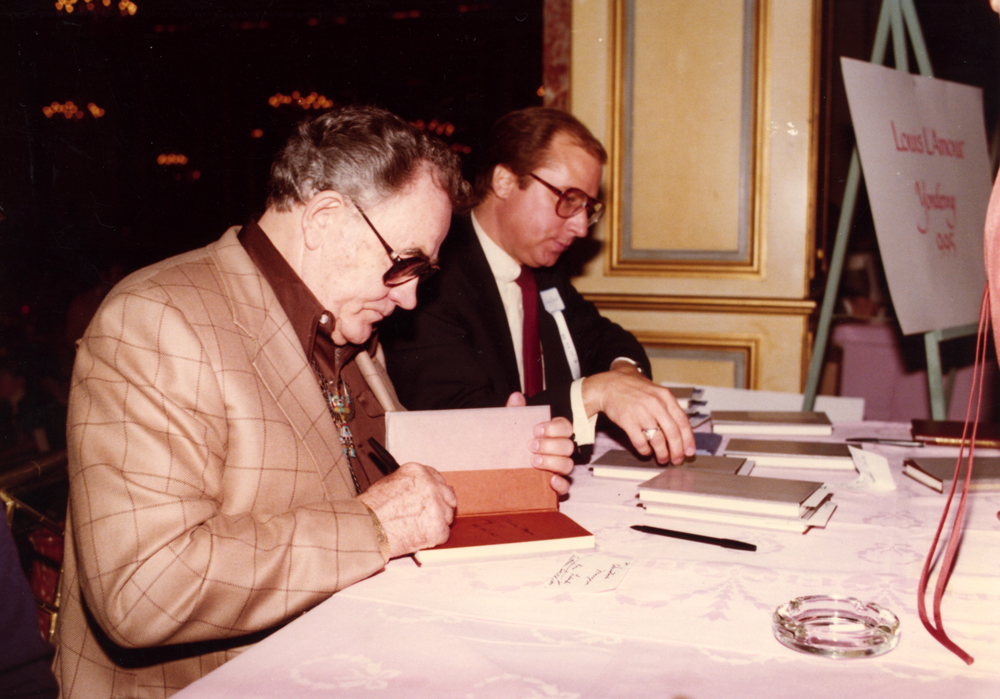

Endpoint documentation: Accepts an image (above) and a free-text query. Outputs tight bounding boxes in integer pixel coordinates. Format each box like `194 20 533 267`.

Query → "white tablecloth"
175 422 1000 699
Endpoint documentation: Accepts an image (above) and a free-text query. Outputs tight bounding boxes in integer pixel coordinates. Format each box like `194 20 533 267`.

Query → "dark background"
0 0 544 348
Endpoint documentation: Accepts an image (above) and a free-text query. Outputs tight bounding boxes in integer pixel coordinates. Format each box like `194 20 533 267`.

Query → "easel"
802 0 979 419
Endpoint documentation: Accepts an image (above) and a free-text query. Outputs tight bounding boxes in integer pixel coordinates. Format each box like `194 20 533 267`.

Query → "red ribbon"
915 288 990 666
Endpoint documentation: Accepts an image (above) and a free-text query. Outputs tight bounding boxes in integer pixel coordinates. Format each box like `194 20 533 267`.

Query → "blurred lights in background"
411 118 470 153
30 0 521 226
412 118 456 137
268 91 334 110
157 154 189 166
42 101 105 119
157 154 201 182
54 0 138 16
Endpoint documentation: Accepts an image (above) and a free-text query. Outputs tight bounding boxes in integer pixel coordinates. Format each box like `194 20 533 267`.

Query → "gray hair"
266 105 470 212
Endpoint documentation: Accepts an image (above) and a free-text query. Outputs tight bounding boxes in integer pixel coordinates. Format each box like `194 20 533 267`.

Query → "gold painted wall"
630 4 745 254
569 0 820 391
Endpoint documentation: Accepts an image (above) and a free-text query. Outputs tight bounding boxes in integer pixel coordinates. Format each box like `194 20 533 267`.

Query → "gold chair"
1 450 68 641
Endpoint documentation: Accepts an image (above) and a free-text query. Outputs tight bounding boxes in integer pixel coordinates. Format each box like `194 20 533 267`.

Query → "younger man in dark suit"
382 108 695 464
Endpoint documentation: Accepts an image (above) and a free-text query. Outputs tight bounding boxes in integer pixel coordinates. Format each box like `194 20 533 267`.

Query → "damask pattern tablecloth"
175 422 1000 699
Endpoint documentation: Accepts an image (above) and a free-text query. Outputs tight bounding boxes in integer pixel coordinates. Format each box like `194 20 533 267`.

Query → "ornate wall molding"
633 331 760 389
607 0 768 276
587 293 815 316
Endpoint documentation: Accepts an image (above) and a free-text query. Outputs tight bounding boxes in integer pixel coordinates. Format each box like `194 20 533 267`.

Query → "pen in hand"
630 524 757 552
368 437 401 475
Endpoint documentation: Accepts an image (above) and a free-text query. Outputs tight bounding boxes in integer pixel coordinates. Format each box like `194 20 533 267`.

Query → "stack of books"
636 469 837 533
710 410 834 437
672 386 709 427
591 451 751 481
722 438 855 471
671 386 705 412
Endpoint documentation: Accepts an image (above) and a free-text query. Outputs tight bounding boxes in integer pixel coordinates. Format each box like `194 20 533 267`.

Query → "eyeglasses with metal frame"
528 173 605 226
354 204 440 287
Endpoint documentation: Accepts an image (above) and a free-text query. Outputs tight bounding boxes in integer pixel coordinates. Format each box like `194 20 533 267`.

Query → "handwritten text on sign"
842 58 989 335
891 122 966 158
891 122 965 255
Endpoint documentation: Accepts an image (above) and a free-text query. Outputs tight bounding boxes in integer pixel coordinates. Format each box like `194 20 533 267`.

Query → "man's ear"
491 165 519 199
301 190 347 251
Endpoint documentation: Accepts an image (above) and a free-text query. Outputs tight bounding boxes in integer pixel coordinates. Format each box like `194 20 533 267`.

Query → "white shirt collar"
471 210 522 284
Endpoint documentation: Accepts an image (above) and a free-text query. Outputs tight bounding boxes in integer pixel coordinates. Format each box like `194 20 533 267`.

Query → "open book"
385 406 594 564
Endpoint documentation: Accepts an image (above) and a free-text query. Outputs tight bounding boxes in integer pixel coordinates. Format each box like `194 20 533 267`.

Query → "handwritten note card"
548 553 633 592
841 58 991 335
843 445 897 492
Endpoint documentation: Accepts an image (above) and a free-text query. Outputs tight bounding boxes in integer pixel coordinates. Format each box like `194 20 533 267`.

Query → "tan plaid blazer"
54 227 402 698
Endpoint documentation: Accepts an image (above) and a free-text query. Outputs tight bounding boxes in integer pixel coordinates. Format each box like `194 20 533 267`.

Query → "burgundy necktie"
515 265 543 397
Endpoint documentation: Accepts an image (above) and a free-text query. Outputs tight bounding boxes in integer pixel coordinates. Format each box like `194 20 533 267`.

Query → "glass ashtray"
772 595 900 658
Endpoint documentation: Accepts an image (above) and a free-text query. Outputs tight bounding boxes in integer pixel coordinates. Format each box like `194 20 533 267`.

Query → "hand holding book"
505 390 576 495
385 406 594 564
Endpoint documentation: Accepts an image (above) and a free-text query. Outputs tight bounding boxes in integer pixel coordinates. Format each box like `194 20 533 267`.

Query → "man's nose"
567 209 589 237
388 278 420 310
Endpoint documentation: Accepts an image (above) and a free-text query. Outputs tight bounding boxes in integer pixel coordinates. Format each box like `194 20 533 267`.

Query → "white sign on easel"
841 57 991 335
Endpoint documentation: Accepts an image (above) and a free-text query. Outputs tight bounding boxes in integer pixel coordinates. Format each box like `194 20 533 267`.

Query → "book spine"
641 503 807 532
902 462 944 493
637 490 801 517
733 455 855 470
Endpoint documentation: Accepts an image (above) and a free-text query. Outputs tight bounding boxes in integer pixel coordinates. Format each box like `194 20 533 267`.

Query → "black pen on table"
630 524 757 552
368 437 400 475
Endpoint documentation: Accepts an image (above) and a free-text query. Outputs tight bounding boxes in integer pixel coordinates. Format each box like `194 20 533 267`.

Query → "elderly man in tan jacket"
54 105 576 698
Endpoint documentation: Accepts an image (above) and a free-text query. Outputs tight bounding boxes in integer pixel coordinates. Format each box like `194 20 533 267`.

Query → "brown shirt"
238 220 387 492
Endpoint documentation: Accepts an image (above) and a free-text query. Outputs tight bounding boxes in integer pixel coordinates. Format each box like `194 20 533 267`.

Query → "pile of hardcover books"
636 469 837 534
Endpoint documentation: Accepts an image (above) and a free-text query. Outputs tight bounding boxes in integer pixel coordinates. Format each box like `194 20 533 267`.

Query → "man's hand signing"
357 463 457 559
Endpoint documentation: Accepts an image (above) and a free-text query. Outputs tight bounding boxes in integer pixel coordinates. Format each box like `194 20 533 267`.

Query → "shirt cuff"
570 378 598 445
611 356 641 373
363 503 392 562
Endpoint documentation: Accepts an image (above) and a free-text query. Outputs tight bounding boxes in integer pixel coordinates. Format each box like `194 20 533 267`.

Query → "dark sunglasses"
529 173 605 226
355 205 440 287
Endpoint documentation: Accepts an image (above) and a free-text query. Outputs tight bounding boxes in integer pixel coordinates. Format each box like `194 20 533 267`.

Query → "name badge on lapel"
540 288 581 380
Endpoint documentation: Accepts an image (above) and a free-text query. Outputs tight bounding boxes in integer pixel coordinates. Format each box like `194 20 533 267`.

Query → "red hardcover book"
910 420 1000 448
386 407 594 564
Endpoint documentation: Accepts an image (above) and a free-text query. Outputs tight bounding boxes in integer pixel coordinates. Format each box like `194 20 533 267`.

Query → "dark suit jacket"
381 216 651 420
